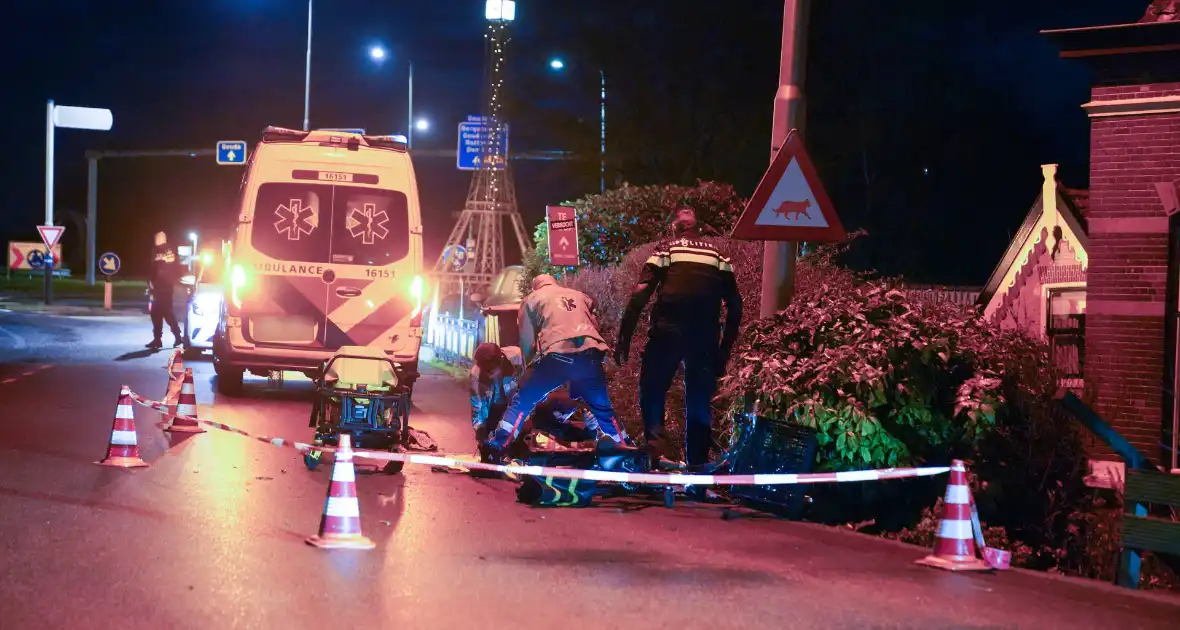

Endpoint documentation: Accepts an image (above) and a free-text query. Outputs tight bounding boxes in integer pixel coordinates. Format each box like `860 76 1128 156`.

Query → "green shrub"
520 181 744 295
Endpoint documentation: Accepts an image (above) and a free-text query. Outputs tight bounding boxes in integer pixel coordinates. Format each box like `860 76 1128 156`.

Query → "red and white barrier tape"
127 390 950 486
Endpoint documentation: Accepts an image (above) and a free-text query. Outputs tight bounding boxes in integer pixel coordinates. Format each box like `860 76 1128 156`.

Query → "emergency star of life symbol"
346 203 389 245
274 199 315 241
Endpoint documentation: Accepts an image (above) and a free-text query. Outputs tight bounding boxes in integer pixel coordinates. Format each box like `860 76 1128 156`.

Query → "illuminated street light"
414 118 430 132
547 59 607 193
485 0 516 21
368 43 417 147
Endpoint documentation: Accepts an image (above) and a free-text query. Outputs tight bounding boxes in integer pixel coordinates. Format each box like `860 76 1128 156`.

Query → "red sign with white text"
546 205 580 267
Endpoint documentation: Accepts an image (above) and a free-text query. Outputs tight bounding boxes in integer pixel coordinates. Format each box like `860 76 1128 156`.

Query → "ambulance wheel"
216 367 244 396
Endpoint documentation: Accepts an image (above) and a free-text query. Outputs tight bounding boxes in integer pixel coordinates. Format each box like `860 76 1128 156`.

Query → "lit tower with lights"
435 0 530 297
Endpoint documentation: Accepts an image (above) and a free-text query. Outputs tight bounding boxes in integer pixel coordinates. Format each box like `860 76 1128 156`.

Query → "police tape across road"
127 389 951 487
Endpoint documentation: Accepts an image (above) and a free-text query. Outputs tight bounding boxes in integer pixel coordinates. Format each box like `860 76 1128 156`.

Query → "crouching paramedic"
484 274 633 456
470 342 524 459
615 208 742 468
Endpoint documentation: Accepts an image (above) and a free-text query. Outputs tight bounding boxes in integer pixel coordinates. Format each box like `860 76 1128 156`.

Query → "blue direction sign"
216 141 248 165
457 115 510 171
99 252 121 276
442 244 468 271
27 249 45 269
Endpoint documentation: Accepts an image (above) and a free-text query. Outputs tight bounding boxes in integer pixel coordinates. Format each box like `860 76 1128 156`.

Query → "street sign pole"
44 100 55 305
45 100 55 228
86 156 98 286
760 0 810 318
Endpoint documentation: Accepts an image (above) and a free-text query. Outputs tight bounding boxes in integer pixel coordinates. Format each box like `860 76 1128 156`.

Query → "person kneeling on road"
483 275 634 458
470 342 524 461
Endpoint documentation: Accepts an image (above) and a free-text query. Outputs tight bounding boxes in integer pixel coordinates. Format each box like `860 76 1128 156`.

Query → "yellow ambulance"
213 127 426 395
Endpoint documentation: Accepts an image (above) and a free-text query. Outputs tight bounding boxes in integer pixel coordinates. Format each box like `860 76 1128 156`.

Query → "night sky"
0 1 1149 282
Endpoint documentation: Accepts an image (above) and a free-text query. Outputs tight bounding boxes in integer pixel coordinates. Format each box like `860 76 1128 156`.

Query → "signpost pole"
104 277 112 311
45 100 54 227
45 100 55 306
760 0 810 318
86 156 98 286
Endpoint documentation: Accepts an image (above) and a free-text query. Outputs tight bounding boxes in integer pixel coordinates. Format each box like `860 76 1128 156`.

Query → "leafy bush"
520 181 744 295
721 239 1054 473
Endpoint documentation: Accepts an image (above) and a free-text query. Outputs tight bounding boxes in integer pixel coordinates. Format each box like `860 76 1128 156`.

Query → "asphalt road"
1 311 1178 630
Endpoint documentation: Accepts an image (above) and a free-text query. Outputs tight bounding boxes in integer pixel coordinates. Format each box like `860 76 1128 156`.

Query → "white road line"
0 325 28 350
0 364 50 386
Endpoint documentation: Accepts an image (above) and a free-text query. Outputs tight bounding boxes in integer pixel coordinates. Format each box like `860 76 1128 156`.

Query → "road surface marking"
0 325 27 350
0 364 51 385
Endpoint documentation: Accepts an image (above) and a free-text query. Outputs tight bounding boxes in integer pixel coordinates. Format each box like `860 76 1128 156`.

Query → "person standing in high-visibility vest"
615 208 743 469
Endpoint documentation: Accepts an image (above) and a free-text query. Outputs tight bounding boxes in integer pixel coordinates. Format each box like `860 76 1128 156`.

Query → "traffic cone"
307 434 376 550
916 459 991 571
165 368 206 433
96 385 149 468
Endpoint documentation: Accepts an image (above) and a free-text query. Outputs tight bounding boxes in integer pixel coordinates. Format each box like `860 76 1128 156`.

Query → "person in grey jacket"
483 274 633 456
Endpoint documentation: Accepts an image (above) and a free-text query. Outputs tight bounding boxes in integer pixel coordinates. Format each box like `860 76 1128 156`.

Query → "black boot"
145 340 163 350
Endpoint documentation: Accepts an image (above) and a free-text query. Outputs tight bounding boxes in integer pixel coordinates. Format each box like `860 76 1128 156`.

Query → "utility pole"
760 0 810 318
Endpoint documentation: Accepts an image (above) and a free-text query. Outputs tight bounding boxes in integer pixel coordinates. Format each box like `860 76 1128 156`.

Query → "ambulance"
212 127 427 395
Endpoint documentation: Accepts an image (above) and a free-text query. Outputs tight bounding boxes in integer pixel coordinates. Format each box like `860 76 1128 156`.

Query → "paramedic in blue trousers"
483 275 634 457
614 208 743 470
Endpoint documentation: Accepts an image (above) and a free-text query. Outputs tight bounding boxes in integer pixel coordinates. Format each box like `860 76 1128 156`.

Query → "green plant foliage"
721 237 1055 473
520 181 744 295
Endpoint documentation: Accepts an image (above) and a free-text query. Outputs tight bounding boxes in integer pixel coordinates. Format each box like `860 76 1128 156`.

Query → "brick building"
1043 2 1180 474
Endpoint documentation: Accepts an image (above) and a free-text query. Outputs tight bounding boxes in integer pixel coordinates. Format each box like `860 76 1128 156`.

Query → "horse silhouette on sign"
773 199 811 221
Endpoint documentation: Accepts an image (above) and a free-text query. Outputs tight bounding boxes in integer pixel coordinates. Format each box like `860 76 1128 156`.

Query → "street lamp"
188 232 198 273
303 0 312 131
485 0 516 21
414 118 431 132
548 57 606 193
369 44 416 148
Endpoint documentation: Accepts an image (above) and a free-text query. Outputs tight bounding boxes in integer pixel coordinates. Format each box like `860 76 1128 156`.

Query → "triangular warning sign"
37 225 65 249
731 130 845 242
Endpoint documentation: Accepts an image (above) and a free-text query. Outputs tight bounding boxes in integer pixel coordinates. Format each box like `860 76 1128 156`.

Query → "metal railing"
425 313 479 365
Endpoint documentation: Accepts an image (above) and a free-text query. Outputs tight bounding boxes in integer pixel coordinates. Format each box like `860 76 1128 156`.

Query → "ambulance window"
252 183 332 263
330 188 409 266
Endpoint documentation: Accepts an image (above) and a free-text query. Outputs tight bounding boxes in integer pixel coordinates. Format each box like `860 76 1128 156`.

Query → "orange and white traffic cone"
165 368 206 433
96 385 149 468
916 459 991 572
307 434 375 550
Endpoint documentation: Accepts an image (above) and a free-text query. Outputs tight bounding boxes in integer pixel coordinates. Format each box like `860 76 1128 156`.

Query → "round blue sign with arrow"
443 244 468 271
99 252 121 276
27 250 45 270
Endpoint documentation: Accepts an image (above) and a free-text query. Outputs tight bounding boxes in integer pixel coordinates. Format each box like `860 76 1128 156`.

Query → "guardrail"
426 313 479 365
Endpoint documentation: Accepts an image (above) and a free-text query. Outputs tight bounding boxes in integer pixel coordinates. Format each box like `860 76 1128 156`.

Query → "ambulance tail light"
230 264 250 309
409 275 426 327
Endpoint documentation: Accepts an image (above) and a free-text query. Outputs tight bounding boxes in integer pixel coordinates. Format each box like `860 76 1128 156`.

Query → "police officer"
147 231 183 350
614 208 742 468
484 274 633 457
